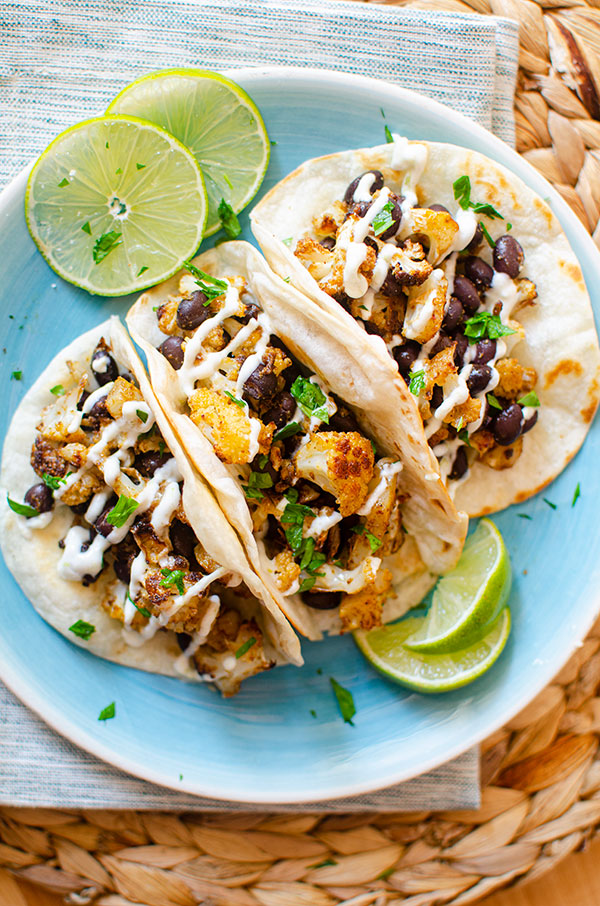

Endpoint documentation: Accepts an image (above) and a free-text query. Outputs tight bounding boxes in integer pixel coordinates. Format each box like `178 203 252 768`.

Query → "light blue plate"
1 68 600 803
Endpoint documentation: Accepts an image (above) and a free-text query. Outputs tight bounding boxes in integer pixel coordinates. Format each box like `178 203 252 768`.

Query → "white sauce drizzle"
353 172 376 202
92 354 110 374
447 207 478 255
357 460 403 516
305 508 342 539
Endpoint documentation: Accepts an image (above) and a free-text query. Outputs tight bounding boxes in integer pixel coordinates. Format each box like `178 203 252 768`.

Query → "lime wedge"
106 70 270 236
25 115 207 296
403 519 511 654
353 607 511 693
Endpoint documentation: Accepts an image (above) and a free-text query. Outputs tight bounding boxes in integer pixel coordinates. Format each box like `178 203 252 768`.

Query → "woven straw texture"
3 0 600 903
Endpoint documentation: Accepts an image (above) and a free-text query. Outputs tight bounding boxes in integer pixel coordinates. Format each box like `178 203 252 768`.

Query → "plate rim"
1 65 600 803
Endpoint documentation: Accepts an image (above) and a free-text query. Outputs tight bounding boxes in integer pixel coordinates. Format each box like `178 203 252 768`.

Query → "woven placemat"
2 0 600 903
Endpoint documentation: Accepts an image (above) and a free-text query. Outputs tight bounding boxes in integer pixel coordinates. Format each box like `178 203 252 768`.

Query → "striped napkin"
0 0 519 809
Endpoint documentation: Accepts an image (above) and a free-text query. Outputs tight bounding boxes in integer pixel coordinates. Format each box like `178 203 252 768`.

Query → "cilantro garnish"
299 576 317 593
42 472 69 490
351 524 382 552
543 498 557 510
50 384 65 396
127 592 151 619
517 390 540 407
310 709 317 718
281 500 314 553
408 370 425 396
106 494 139 529
10 371 22 381
69 620 95 640
218 198 242 240
98 702 116 721
453 175 504 220
284 488 299 504
137 266 149 276
115 167 122 175
372 201 395 237
486 393 502 410
224 390 245 408
184 260 229 301
385 125 393 143
507 222 513 230
235 636 257 659
458 427 471 446
93 230 123 265
81 222 92 235
160 568 186 596
480 222 496 248
464 312 516 343
572 482 581 507
7 496 38 518
330 677 356 725
290 376 329 423
257 453 269 469
273 421 301 442
282 237 294 247
58 178 69 188
518 513 532 520
242 470 273 500
136 408 149 423
136 162 146 170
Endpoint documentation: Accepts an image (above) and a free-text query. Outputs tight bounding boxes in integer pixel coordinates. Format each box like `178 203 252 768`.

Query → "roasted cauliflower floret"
388 239 433 287
401 208 459 262
403 270 447 344
339 568 392 632
188 387 270 464
273 549 301 592
156 298 179 335
295 237 335 283
105 377 143 419
195 615 273 697
481 437 523 470
514 278 538 309
495 358 537 400
312 200 347 237
294 431 374 517
347 460 402 567
442 395 482 428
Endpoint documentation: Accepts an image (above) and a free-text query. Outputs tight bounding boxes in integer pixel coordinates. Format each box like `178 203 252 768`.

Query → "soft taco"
250 139 600 515
0 317 302 695
126 241 467 639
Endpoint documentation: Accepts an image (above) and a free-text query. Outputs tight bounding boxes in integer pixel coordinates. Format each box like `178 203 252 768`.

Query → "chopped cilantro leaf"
270 140 277 146
310 709 317 718
543 498 557 510
243 485 265 500
480 222 496 248
372 200 395 237
224 390 245 408
333 559 345 568
257 453 268 469
284 488 299 504
471 201 503 220
69 620 95 640
281 501 314 525
235 636 257 659
408 369 425 396
572 482 581 507
458 427 471 447
273 421 301 442
518 513 532 520
351 524 382 552
81 221 92 235
464 312 516 343
136 162 146 170
283 276 291 283
248 471 273 490
7 496 38 518
42 472 69 490
136 408 149 423
299 537 316 571
127 592 151 619
282 237 294 247
384 124 393 143
486 393 502 410
517 390 540 407
160 568 185 596
184 260 228 300
58 177 69 188
115 167 122 175
299 576 317 593
50 384 65 396
98 702 115 721
453 175 471 210
218 198 242 240
330 677 356 725
106 494 139 528
290 376 329 423
10 370 22 380
137 266 149 276
507 222 513 230
93 230 122 265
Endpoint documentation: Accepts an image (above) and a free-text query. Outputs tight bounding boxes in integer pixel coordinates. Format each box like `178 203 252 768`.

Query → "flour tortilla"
126 242 467 639
0 317 302 676
251 141 600 516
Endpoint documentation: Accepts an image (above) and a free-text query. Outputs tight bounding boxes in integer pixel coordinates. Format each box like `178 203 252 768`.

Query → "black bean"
472 338 496 365
442 298 465 332
493 403 523 446
428 203 449 213
69 501 88 515
112 535 138 583
453 275 481 314
135 450 172 478
24 482 53 514
159 336 184 370
170 519 198 563
431 384 443 411
91 344 119 386
431 333 454 357
521 408 538 434
76 390 90 411
363 235 379 253
176 632 192 653
243 364 278 402
454 334 468 369
319 236 336 250
237 301 261 324
113 556 132 583
449 447 468 480
332 290 352 312
176 291 210 330
347 201 371 219
467 223 483 252
463 256 494 288
343 170 384 204
86 395 109 420
324 404 360 434
393 341 420 377
95 497 118 538
377 196 403 241
263 391 296 429
493 235 524 278
467 364 492 395
302 590 342 610
380 272 406 299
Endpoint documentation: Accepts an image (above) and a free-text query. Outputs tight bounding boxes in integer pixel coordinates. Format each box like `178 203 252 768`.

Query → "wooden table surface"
4 834 600 905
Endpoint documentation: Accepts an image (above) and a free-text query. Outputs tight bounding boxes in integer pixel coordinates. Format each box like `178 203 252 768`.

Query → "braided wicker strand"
3 2 600 904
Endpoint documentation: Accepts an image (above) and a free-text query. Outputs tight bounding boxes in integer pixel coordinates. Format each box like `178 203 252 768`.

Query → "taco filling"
152 266 425 633
283 141 541 487
9 335 282 694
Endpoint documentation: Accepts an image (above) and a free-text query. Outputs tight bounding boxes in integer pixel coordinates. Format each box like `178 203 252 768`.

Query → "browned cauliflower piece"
294 431 374 517
442 395 482 428
105 377 143 419
339 568 392 632
402 208 459 262
312 200 347 237
61 469 104 507
188 387 269 464
403 271 447 344
389 239 433 287
157 298 179 335
514 278 537 309
60 443 88 470
295 237 336 283
273 549 301 592
347 460 402 567
469 429 496 457
495 358 537 400
31 437 68 479
195 615 273 697
480 437 523 470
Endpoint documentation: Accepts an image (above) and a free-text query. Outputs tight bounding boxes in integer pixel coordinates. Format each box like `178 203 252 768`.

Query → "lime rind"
404 519 512 654
353 608 511 693
106 69 270 235
25 115 207 296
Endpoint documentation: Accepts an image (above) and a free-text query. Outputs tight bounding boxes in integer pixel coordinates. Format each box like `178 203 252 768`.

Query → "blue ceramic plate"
2 68 600 803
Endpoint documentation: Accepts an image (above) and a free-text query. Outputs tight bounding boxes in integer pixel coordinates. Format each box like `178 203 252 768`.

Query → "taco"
0 317 302 695
126 241 467 638
250 139 600 516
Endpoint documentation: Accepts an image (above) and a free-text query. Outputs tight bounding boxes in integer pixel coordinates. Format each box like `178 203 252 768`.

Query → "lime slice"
353 607 511 693
106 70 270 236
404 519 511 654
25 115 207 296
